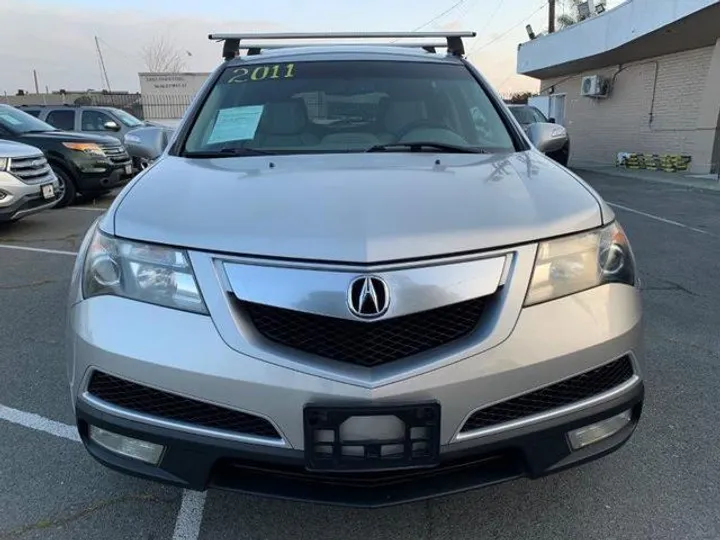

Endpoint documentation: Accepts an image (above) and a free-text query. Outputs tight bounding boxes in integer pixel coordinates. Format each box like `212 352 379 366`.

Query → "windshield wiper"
366 142 488 154
183 148 277 158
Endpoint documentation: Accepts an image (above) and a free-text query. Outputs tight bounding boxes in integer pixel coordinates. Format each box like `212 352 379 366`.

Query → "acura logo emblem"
347 276 390 319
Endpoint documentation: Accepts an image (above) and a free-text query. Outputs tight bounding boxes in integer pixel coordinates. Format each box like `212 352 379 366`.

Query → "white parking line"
172 490 208 540
609 202 715 236
0 402 206 539
0 404 81 442
0 243 77 256
65 206 108 212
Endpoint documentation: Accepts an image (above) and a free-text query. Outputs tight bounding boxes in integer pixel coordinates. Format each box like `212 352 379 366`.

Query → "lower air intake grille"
460 356 635 432
87 371 281 439
241 297 487 368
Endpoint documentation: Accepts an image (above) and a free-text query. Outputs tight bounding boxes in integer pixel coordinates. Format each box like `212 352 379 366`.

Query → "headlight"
83 230 208 314
524 221 636 306
62 142 106 157
0 157 8 171
551 127 565 138
124 134 142 143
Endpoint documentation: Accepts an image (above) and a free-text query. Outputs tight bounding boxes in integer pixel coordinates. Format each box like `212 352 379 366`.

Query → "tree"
557 0 584 29
508 91 535 105
141 36 187 73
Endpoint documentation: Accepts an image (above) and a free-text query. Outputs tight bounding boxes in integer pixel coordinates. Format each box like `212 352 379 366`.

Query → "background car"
16 104 172 172
507 104 570 166
0 139 60 223
0 104 133 207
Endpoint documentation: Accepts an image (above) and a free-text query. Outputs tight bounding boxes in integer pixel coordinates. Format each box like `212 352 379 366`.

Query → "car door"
81 110 123 141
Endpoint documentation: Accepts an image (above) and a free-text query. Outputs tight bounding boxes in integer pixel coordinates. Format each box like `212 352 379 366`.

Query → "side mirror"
527 122 567 154
103 121 121 132
548 117 556 124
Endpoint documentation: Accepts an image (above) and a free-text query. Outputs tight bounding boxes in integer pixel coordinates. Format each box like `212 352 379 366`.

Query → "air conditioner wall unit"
580 74 609 98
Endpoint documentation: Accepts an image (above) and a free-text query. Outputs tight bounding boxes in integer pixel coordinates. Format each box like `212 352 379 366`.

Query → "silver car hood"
0 139 44 158
111 151 603 263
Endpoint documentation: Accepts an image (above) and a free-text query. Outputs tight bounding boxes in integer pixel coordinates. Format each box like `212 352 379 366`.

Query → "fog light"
567 410 632 450
89 425 165 465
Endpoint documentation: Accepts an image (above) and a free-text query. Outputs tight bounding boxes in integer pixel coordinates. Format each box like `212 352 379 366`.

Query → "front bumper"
68 277 644 506
0 171 60 221
75 165 133 193
76 381 642 507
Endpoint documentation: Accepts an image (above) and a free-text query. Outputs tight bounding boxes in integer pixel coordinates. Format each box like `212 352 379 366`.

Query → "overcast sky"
0 0 625 97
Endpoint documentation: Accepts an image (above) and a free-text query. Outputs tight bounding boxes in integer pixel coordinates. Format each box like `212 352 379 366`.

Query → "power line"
476 0 507 38
409 0 468 32
467 2 548 56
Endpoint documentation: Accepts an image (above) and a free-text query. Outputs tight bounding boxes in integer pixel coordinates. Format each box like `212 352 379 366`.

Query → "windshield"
113 108 144 128
0 105 58 134
183 60 517 155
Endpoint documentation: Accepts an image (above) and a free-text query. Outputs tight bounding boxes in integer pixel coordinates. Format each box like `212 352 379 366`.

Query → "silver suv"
0 139 59 222
67 32 644 507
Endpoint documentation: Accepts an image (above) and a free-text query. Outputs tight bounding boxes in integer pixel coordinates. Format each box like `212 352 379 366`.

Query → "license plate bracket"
303 403 441 472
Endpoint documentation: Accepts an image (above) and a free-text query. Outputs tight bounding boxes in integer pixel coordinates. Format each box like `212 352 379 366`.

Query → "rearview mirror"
526 122 567 154
103 121 121 132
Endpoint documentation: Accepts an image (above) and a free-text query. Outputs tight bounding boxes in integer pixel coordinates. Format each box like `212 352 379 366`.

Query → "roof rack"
208 32 477 61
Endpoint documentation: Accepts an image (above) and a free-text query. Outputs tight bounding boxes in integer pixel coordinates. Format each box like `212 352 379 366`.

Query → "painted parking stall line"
0 403 207 539
0 404 81 442
0 243 78 257
172 490 208 540
609 202 717 237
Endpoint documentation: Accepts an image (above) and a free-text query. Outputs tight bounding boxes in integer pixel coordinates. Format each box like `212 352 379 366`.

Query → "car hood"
20 130 120 145
111 151 603 263
0 139 44 158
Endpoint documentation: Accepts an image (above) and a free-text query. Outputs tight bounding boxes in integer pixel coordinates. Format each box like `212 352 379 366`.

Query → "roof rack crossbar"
209 31 476 60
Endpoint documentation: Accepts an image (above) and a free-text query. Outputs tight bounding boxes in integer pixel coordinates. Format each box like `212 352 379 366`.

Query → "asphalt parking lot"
1 171 719 540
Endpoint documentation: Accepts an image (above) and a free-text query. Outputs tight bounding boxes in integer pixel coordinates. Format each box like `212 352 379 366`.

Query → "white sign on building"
138 72 210 124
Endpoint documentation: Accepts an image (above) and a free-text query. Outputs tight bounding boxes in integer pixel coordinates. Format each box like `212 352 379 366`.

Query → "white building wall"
541 45 718 171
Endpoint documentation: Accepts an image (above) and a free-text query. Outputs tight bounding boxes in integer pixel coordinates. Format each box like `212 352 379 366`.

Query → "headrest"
383 101 425 133
258 100 309 135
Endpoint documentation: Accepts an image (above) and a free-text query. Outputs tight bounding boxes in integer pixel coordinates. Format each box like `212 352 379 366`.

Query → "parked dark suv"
18 105 174 173
0 105 133 207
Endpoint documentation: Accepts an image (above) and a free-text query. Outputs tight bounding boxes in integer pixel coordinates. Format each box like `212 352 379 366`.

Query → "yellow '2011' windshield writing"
226 64 296 84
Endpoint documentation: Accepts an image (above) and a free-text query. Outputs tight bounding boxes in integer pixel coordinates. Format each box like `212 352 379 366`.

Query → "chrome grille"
8 155 55 185
100 143 131 165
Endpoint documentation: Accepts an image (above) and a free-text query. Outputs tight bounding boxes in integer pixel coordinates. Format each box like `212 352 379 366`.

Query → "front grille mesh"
460 356 635 432
87 371 281 439
241 297 487 368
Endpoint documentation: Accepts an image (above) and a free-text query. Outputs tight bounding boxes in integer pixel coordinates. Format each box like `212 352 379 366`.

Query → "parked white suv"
0 140 60 223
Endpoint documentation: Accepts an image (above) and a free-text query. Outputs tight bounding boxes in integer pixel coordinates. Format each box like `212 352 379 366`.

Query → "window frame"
45 109 76 131
81 109 115 131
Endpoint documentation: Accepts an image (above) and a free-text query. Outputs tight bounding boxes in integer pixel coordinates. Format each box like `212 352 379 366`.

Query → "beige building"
517 0 720 175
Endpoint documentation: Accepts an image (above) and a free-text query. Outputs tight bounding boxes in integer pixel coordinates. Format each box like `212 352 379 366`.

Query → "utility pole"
94 36 112 92
95 36 115 106
548 0 556 33
33 70 40 94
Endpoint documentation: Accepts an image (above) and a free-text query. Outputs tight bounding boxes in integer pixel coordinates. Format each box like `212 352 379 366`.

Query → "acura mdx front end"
66 31 644 507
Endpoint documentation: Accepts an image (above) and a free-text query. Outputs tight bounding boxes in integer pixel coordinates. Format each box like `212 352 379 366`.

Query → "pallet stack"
617 152 692 173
